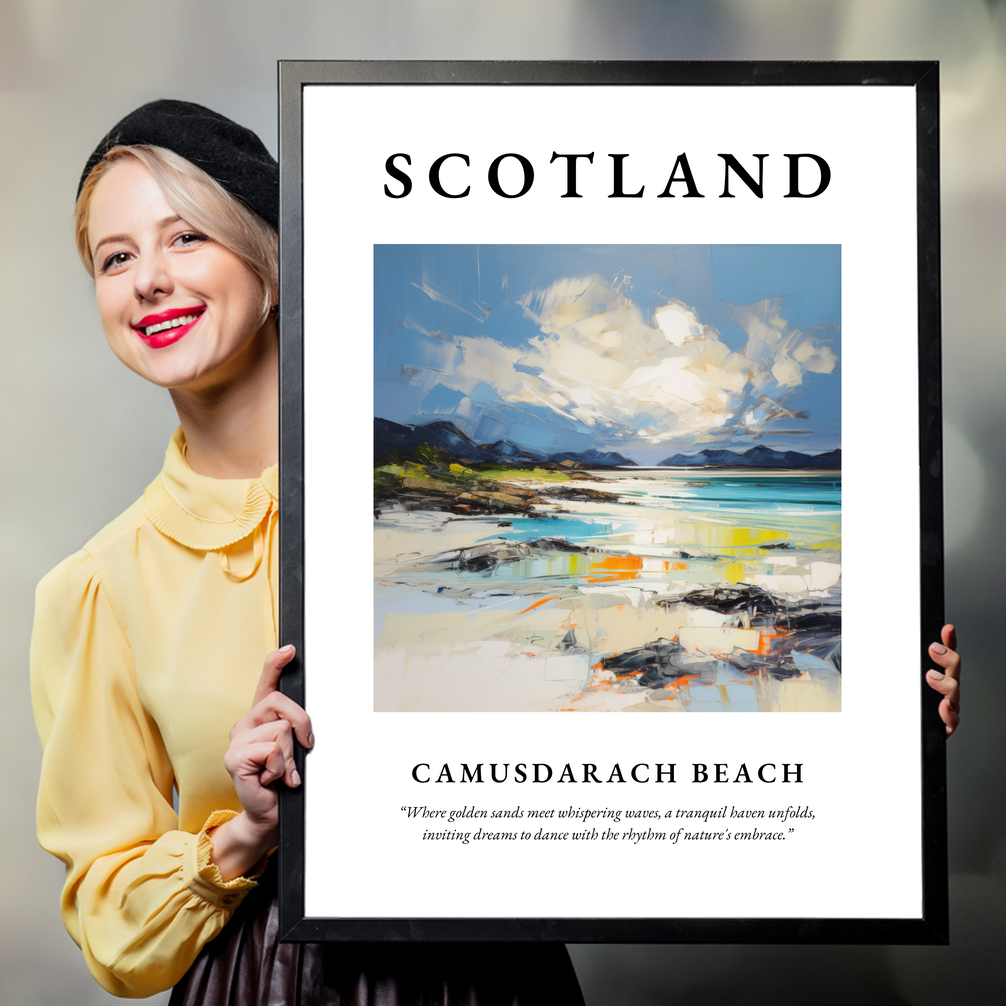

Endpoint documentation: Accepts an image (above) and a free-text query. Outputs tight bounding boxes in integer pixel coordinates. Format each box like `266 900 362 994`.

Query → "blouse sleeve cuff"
182 810 269 909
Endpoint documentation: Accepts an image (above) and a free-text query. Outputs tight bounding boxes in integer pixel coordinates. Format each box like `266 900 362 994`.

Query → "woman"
31 100 586 1003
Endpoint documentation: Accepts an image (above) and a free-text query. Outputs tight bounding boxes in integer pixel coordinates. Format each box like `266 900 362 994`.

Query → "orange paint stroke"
663 674 699 691
516 594 560 616
758 629 791 655
588 553 644 582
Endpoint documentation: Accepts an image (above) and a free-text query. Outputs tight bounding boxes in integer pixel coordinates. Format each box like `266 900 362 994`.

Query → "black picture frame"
277 60 945 945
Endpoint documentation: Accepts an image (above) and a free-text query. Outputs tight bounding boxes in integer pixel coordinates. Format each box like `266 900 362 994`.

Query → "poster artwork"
373 244 841 714
288 65 942 941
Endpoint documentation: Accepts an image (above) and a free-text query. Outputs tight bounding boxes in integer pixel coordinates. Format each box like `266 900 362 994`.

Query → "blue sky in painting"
374 245 840 464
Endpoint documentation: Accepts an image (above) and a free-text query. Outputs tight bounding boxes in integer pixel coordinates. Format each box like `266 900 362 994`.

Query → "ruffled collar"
143 428 278 551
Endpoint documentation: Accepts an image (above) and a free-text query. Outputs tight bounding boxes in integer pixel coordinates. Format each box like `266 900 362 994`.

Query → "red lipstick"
132 306 205 349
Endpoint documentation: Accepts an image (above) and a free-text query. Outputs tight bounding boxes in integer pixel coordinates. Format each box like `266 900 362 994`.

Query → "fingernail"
280 644 295 654
927 670 944 679
307 732 315 748
931 643 947 654
292 768 301 787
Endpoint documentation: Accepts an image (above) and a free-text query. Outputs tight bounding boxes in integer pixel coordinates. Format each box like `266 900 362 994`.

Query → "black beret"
78 99 278 228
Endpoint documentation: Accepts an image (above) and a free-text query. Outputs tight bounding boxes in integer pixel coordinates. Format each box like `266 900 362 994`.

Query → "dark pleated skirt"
169 869 584 1006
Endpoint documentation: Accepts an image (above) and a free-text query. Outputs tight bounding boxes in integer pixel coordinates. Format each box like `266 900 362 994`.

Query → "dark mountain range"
659 445 841 469
550 448 637 467
482 438 545 467
374 418 638 468
374 418 483 463
375 419 839 470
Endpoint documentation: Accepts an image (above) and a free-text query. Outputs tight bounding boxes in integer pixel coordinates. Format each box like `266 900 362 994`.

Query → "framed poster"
277 61 946 943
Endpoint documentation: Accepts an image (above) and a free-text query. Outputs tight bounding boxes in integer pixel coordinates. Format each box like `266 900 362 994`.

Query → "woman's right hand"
209 645 314 881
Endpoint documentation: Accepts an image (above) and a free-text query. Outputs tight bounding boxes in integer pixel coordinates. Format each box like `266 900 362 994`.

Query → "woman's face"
87 158 270 392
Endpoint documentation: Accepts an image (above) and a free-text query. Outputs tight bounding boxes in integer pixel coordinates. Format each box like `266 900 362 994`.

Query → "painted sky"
374 245 841 465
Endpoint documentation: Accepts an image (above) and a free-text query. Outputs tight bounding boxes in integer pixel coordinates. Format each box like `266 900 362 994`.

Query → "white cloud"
732 300 839 392
434 275 837 444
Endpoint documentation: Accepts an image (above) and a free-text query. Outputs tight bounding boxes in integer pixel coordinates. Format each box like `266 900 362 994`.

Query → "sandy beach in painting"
375 468 841 712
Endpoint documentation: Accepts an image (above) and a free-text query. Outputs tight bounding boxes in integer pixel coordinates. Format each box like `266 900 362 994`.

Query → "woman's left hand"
209 645 313 881
926 624 961 737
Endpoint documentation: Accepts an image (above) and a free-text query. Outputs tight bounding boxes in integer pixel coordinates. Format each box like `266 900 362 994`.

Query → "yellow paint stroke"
723 561 745 584
811 537 842 550
695 525 788 548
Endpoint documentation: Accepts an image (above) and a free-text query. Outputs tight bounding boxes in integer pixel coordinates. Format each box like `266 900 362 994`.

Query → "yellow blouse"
31 429 279 998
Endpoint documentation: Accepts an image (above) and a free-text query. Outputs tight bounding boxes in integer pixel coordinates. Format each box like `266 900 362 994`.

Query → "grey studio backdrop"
0 3 1001 1005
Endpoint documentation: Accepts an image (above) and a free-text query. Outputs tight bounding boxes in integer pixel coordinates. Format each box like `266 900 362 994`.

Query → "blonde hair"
75 145 278 322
